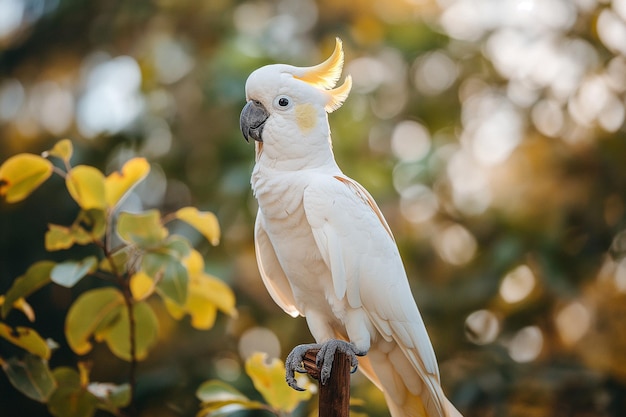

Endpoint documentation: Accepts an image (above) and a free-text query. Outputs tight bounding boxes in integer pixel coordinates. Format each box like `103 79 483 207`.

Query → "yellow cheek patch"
295 104 317 133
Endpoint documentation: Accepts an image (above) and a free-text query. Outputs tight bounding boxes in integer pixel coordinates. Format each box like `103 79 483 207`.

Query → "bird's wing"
254 211 300 317
302 173 442 387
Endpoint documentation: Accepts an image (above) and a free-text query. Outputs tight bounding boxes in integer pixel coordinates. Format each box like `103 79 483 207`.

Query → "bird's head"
240 38 351 162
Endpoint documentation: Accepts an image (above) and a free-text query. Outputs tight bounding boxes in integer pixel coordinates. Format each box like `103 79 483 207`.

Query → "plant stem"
101 230 138 415
121 279 138 412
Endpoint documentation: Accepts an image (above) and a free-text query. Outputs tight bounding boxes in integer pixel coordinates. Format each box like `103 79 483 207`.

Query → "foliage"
0 140 235 416
197 352 313 417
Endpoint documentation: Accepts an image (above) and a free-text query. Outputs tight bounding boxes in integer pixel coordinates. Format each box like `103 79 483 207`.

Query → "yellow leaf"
45 139 73 162
200 275 237 317
45 224 75 251
130 271 156 301
245 352 312 413
175 207 220 245
66 165 106 210
78 362 91 388
13 298 35 322
0 323 51 359
105 158 150 208
0 154 53 203
0 296 35 322
184 249 204 276
183 250 236 316
45 211 104 251
163 298 185 320
168 250 236 329
185 289 218 330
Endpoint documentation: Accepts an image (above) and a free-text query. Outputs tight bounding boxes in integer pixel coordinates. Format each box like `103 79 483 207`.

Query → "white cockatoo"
240 38 462 417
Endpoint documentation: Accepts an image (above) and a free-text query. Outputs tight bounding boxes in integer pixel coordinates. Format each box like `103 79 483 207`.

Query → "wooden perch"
302 348 351 417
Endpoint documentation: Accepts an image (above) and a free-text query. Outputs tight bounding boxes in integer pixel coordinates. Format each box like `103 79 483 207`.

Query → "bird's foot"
285 343 319 391
316 339 365 385
285 340 366 391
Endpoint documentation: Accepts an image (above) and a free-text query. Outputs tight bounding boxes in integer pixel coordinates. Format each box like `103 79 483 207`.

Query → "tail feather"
356 342 462 417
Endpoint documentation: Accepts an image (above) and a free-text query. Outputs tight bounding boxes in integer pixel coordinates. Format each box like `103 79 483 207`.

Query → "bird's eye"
274 95 292 109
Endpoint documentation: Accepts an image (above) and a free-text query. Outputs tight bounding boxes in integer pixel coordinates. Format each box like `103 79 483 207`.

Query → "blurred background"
1 0 626 416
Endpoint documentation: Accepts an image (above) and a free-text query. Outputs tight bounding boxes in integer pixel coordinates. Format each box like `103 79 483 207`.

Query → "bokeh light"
499 264 535 304
238 326 281 361
555 301 591 346
77 55 143 138
508 325 543 363
465 309 500 345
391 120 431 162
434 222 477 266
412 50 459 96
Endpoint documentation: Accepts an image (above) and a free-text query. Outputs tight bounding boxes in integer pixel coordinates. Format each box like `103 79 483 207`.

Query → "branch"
303 349 351 417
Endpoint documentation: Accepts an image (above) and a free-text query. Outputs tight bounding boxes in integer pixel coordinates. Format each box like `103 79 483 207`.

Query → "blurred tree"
1 0 626 416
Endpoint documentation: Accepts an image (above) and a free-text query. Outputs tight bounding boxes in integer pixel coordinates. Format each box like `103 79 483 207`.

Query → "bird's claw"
285 340 367 390
285 343 319 391
316 339 363 385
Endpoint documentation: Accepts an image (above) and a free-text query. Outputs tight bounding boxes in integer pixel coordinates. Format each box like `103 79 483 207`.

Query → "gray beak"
240 100 269 143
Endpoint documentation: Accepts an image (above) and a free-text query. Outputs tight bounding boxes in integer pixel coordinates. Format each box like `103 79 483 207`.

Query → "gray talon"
285 339 367 389
285 343 320 391
315 339 364 385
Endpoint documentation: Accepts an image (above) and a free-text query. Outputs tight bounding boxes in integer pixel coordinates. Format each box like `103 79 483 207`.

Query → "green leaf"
99 248 129 275
142 251 188 306
83 209 107 243
104 157 150 208
117 210 168 247
51 257 98 288
44 139 73 163
161 235 192 259
196 380 266 416
66 165 106 210
47 366 99 417
65 288 124 355
102 300 159 361
1 354 56 402
48 383 98 417
66 289 158 361
2 261 54 318
196 380 249 403
52 367 81 388
175 207 221 246
245 352 312 413
77 209 107 241
0 153 53 203
0 323 52 359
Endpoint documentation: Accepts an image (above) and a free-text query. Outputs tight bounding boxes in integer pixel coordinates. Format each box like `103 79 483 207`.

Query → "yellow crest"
293 38 352 113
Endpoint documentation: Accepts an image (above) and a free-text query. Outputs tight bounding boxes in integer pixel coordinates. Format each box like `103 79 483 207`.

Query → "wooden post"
302 348 351 417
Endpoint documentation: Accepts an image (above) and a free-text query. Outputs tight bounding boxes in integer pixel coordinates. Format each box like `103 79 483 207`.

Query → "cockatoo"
240 38 462 417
